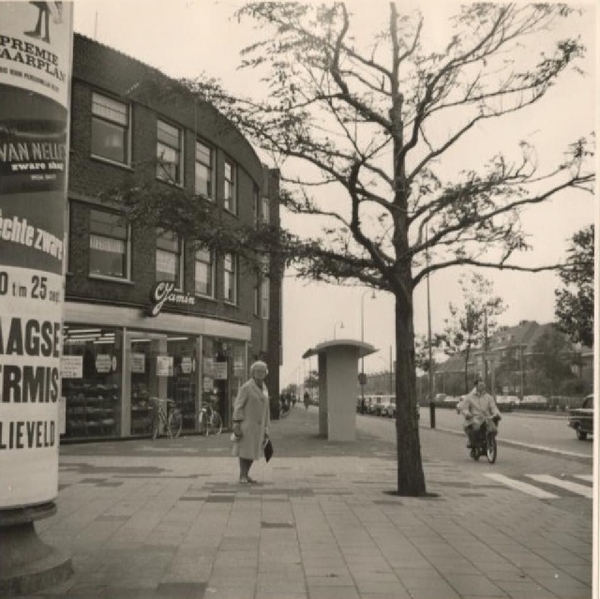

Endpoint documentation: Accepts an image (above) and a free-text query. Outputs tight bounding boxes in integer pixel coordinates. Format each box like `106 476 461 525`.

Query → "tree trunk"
394 296 427 496
464 344 471 394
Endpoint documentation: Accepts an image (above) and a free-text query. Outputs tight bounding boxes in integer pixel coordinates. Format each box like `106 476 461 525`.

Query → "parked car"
495 395 519 412
381 397 421 420
381 396 396 417
434 393 446 405
366 395 383 415
374 395 394 417
442 396 459 409
520 395 549 410
568 394 594 440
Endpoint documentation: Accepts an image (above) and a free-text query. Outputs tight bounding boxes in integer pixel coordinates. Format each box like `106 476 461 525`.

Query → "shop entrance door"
123 331 198 436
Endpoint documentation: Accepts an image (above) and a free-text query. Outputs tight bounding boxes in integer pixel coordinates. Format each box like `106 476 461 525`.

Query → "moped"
469 415 500 463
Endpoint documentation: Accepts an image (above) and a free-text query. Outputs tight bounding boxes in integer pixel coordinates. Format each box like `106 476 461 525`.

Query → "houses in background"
363 320 593 400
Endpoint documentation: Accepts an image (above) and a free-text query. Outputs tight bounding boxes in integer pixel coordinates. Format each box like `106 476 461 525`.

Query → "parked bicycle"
198 398 222 436
151 397 182 440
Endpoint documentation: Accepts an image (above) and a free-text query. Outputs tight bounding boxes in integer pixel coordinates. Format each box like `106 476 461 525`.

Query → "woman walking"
231 361 270 484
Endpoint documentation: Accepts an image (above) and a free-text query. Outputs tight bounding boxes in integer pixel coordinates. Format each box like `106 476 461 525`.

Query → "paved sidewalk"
24 407 591 599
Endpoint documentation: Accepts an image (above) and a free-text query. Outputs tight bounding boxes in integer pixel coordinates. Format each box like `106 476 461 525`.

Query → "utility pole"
426 227 435 428
519 344 525 399
389 345 393 395
483 310 489 387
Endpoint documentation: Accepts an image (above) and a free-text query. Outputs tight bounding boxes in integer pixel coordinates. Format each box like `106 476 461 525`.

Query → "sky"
70 0 598 388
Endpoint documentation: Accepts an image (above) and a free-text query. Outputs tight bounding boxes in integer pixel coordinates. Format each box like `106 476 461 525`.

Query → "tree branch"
413 258 561 287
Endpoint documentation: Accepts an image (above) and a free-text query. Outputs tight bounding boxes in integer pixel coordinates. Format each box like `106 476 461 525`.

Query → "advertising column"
0 2 73 593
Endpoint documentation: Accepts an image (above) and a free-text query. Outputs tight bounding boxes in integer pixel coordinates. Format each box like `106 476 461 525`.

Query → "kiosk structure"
302 340 377 441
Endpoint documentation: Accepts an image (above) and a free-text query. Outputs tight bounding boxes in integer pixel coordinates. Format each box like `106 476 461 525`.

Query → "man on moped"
459 378 501 448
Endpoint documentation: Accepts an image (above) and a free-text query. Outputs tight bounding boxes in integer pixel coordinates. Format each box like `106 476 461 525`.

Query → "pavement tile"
203 588 255 599
307 587 360 599
306 575 355 587
393 567 441 579
256 580 307 593
443 574 507 596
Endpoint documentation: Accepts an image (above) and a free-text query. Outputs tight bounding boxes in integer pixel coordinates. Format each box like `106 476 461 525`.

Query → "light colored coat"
232 379 270 460
459 387 500 433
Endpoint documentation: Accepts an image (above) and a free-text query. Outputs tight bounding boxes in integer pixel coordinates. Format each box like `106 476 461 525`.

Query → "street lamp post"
425 226 435 428
360 290 376 405
333 320 344 339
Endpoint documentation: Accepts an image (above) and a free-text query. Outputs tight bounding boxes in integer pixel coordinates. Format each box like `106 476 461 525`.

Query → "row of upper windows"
76 207 269 318
90 91 270 223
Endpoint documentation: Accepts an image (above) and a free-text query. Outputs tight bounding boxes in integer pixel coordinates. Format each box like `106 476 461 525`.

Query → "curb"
422 424 593 462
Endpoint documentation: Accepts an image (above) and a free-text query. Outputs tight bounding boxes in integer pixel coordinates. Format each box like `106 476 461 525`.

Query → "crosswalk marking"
574 474 593 483
526 475 593 499
484 473 559 499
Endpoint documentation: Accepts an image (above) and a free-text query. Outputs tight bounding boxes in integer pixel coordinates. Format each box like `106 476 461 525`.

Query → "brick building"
61 34 282 440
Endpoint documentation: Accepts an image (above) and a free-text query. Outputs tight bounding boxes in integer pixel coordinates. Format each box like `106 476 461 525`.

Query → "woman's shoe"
246 476 258 484
239 476 249 484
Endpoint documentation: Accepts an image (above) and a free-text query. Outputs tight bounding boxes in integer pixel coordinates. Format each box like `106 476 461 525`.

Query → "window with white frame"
253 186 260 225
260 276 269 319
253 271 260 315
195 141 213 199
89 209 130 279
194 246 214 297
156 120 183 184
224 159 237 213
156 229 183 288
223 253 237 303
260 256 270 318
91 92 129 164
261 196 270 224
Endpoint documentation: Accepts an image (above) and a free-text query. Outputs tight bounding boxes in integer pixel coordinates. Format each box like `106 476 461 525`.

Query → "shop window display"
129 339 153 436
61 326 122 439
129 334 197 435
166 337 197 431
201 337 245 429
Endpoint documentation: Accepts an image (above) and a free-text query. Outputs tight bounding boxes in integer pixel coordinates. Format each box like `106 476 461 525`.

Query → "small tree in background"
555 225 594 348
529 326 575 397
440 273 507 393
303 369 319 394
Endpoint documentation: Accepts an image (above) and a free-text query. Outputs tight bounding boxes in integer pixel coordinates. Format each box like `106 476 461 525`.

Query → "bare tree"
440 272 507 393
126 3 594 496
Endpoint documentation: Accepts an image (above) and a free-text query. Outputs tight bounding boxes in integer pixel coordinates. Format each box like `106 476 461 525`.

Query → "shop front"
60 302 250 441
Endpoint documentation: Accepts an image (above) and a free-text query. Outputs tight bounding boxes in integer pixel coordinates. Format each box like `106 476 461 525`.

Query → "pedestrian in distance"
231 361 270 484
459 377 501 449
303 391 310 410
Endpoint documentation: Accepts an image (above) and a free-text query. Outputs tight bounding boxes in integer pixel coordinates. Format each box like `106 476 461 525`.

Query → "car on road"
434 393 447 404
443 396 460 410
380 397 421 420
568 394 594 440
495 395 520 412
373 395 394 417
363 395 385 416
520 395 549 409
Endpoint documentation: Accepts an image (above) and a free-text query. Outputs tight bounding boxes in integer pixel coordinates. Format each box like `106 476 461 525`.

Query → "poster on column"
0 3 73 509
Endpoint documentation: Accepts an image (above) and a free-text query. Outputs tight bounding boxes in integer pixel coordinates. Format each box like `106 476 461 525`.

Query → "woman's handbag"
263 438 274 462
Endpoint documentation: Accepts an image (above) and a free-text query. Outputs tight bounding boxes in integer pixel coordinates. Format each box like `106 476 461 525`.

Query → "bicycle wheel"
209 412 222 435
168 409 182 439
486 434 497 464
